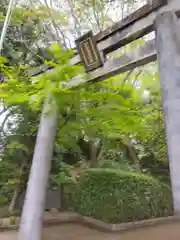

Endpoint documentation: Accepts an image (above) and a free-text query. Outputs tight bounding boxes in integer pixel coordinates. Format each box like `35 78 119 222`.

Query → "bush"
99 159 134 172
140 155 170 183
0 195 8 206
73 168 173 223
9 216 15 225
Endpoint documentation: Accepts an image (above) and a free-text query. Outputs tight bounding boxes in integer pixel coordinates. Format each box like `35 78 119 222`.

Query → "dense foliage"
73 169 173 223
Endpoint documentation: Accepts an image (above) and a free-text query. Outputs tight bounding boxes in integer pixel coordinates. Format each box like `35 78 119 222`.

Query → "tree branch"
44 0 67 47
67 0 81 38
121 69 134 87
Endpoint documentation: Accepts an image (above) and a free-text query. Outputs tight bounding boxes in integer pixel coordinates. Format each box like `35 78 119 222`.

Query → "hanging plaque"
75 31 103 72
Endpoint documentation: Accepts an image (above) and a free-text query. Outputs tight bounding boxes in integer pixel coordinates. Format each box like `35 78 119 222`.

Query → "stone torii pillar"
155 11 180 214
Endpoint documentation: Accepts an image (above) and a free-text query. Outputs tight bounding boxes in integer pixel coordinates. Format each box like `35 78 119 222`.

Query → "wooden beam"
32 40 156 88
67 39 156 88
28 0 167 77
98 0 180 54
27 54 80 77
27 65 52 77
89 40 156 83
29 0 180 78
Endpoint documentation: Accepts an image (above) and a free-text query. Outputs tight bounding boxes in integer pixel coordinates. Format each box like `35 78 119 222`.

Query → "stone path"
1 221 180 240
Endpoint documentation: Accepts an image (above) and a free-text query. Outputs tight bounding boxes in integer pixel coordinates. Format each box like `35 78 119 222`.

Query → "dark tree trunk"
9 158 27 213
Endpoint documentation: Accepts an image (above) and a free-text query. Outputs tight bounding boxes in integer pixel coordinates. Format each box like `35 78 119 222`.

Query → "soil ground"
1 221 180 240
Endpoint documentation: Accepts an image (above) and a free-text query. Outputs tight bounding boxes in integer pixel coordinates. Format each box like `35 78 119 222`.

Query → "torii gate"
19 0 180 239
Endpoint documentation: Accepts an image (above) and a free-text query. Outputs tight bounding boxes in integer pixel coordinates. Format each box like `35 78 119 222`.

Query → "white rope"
0 0 16 54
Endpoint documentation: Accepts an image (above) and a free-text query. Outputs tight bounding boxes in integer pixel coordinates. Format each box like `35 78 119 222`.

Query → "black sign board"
75 31 103 72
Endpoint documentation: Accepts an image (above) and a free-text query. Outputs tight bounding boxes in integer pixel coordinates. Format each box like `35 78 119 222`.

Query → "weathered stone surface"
155 11 180 214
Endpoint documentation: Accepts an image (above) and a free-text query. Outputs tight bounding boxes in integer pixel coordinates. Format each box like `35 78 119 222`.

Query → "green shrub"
0 195 8 206
99 160 134 172
73 168 173 223
9 216 15 225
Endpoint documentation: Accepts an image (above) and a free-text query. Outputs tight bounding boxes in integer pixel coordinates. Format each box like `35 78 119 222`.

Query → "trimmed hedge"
73 168 173 223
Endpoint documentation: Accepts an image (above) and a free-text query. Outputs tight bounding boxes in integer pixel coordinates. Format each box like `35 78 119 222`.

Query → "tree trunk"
90 140 102 167
9 158 26 213
124 137 141 172
9 185 20 213
18 96 57 240
90 142 98 167
155 11 180 215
